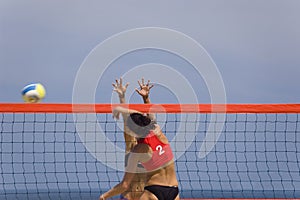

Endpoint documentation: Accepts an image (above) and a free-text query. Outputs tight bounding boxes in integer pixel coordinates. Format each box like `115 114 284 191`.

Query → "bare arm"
99 172 135 200
99 147 143 200
112 106 143 120
112 78 136 153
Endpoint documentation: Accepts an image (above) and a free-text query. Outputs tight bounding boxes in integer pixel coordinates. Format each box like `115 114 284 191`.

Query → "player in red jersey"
100 78 179 200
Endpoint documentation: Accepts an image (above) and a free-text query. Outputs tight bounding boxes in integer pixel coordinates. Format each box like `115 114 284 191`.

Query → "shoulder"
153 124 169 144
151 124 163 137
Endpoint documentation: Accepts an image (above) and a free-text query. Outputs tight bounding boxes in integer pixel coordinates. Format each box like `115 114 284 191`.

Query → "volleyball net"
0 103 300 199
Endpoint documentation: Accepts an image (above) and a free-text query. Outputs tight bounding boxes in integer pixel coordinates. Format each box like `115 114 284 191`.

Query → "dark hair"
126 113 156 138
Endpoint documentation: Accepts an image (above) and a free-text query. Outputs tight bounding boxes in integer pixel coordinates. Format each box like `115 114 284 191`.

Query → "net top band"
1 103 300 113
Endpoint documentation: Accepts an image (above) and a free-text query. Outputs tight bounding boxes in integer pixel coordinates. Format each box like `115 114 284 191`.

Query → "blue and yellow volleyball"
21 83 46 103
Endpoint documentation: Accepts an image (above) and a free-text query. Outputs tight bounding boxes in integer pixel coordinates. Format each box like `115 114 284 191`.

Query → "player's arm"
135 78 155 121
112 106 143 120
112 78 136 153
99 172 135 200
99 146 143 200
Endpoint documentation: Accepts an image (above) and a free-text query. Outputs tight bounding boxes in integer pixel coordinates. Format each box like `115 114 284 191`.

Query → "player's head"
126 113 156 138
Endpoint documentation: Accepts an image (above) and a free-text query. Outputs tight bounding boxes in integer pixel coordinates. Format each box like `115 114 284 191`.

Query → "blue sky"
1 0 300 103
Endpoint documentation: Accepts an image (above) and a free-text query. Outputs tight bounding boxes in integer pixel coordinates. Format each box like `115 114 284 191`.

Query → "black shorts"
144 185 179 200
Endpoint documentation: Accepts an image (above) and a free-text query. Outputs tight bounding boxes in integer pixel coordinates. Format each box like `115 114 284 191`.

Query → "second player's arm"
112 78 137 153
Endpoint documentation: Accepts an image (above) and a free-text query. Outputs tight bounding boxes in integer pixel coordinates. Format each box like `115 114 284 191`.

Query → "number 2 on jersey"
156 145 165 155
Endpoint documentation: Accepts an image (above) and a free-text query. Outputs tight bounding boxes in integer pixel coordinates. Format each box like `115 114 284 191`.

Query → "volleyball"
21 83 46 103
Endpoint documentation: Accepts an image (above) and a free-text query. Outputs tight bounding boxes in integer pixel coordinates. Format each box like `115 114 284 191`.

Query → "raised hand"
112 77 129 98
135 78 154 100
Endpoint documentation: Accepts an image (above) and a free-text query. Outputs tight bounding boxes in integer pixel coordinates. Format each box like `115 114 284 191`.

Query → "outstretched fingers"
149 84 154 90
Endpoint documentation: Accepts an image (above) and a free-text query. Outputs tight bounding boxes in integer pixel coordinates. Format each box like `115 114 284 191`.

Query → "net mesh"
0 104 299 199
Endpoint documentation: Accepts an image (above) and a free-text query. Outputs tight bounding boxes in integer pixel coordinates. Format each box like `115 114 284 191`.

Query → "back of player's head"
127 113 155 138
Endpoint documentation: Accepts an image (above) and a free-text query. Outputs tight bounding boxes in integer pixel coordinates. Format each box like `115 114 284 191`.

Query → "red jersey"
137 131 174 171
